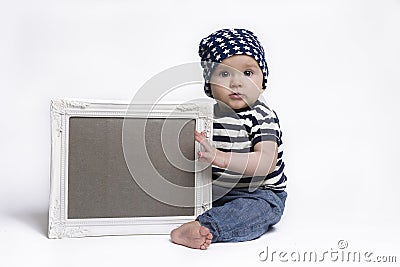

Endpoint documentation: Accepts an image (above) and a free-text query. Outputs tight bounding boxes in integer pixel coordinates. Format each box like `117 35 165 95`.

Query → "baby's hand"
194 131 227 168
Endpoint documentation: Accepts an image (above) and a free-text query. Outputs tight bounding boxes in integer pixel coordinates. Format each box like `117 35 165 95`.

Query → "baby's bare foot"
170 221 213 250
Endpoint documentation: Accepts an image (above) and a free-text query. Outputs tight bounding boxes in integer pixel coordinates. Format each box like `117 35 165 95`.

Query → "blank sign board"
48 99 213 238
68 117 196 219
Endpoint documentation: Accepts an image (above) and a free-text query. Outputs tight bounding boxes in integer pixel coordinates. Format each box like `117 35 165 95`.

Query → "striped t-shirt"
212 100 287 192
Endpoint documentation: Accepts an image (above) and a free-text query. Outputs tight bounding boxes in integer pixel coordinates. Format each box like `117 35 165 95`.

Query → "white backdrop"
1 0 399 266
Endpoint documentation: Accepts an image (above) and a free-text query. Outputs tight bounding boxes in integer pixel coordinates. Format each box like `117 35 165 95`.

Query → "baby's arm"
195 131 277 177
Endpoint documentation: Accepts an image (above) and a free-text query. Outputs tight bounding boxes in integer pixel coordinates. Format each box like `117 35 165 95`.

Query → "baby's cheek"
245 78 261 89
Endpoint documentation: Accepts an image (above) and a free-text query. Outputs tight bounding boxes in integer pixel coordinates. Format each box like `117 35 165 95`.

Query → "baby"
170 28 287 249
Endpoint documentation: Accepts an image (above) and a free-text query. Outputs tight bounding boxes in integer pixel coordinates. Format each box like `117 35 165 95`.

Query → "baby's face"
210 55 264 110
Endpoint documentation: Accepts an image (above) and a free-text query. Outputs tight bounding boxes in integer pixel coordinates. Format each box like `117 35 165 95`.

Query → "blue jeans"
197 186 287 243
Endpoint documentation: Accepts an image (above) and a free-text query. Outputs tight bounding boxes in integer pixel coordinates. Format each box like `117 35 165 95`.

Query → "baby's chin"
225 101 250 110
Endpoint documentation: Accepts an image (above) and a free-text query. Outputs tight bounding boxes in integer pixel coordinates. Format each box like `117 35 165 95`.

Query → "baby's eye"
244 70 253 76
218 71 230 78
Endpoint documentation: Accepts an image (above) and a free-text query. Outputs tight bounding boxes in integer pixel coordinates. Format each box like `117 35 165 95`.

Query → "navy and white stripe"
212 100 287 192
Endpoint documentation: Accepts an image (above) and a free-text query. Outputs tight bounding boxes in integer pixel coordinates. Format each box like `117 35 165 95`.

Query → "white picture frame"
48 98 213 238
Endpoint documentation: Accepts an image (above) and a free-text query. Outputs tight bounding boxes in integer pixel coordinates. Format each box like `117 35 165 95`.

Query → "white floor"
1 189 399 267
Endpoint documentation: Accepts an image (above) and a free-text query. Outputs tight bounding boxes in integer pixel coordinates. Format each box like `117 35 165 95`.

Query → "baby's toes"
199 226 210 236
206 233 213 240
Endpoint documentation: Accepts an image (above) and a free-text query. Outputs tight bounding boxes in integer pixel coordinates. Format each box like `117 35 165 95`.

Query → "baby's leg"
197 189 287 243
170 221 213 250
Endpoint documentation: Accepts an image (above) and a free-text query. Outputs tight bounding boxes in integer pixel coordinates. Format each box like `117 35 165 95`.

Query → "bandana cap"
198 28 269 98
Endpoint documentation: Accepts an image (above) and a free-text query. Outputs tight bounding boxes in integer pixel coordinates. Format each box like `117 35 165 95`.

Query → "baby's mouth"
229 92 244 100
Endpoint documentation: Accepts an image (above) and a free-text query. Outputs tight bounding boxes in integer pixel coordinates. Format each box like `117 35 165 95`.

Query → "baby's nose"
229 74 244 88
